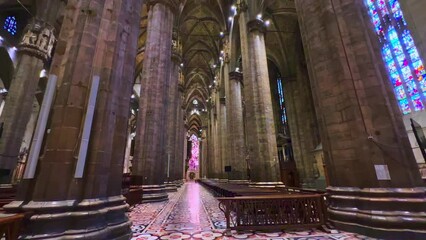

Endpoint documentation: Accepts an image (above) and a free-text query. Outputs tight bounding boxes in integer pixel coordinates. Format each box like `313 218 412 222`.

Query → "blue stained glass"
377 0 389 17
419 80 426 92
389 0 406 26
412 94 424 111
383 45 393 62
408 48 420 62
395 86 406 100
388 28 404 56
406 81 418 96
366 0 426 114
396 54 408 67
402 30 414 49
399 99 411 114
277 78 287 124
3 16 17 36
387 61 398 73
390 72 402 87
401 67 414 81
413 61 426 80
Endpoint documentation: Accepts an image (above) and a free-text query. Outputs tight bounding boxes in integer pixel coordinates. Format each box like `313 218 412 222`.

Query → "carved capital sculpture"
19 19 56 62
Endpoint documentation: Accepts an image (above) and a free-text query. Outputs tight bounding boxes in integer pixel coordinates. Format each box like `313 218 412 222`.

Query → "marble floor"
130 182 373 240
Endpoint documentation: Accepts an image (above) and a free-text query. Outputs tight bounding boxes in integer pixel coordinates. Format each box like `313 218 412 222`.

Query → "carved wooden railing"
217 194 326 231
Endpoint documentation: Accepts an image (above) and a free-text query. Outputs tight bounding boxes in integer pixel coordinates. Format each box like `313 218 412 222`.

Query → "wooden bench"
0 213 24 240
217 194 327 232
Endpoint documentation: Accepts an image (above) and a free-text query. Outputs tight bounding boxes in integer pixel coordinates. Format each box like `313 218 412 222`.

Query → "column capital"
247 19 266 33
147 0 179 14
19 18 56 62
236 0 248 13
229 71 243 84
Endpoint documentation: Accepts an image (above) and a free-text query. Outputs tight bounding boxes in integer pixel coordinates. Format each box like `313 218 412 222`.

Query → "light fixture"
131 94 135 99
0 36 3 41
265 20 271 26
220 31 224 37
180 63 184 67
231 5 237 11
12 46 17 51
228 16 233 22
213 64 216 68
220 50 224 54
219 56 223 61
235 67 240 72
256 14 262 20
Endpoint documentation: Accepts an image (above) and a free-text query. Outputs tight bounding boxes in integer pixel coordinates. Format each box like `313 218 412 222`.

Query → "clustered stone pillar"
0 0 57 182
5 0 142 239
227 71 247 181
213 88 223 179
173 85 185 186
218 96 227 181
207 103 216 178
164 30 181 192
133 0 176 202
200 126 208 178
296 0 426 238
239 10 281 184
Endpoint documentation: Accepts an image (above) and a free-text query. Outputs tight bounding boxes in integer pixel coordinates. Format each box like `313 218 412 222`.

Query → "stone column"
173 86 185 186
207 104 215 178
213 89 222 179
239 9 281 184
133 0 176 202
164 31 181 192
123 129 133 174
5 1 142 239
296 0 426 238
227 71 247 181
200 126 208 178
183 127 188 180
0 7 56 182
11 99 39 183
219 96 227 181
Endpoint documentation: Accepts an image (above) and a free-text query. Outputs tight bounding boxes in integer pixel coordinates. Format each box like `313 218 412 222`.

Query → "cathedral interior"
0 0 425 239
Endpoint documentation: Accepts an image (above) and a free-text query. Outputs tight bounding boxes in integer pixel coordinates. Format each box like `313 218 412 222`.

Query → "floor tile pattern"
130 182 374 240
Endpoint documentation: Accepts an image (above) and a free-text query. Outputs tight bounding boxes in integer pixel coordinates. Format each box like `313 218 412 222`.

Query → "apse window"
365 0 426 114
3 16 17 36
277 76 287 124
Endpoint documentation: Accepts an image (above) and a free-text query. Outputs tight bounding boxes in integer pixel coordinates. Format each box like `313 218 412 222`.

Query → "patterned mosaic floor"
130 182 373 240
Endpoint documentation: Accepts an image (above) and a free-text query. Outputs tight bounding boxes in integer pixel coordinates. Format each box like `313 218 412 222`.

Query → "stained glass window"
3 16 17 36
189 134 199 171
277 77 287 124
365 0 426 114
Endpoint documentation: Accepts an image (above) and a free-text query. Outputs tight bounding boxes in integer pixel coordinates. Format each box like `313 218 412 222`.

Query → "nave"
129 182 371 240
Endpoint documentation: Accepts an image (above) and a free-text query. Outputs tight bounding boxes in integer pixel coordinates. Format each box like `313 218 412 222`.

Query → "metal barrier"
217 194 327 231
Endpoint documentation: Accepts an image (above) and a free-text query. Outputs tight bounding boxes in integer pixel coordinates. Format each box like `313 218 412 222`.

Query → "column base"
248 181 284 188
4 195 131 240
164 182 178 192
327 187 426 239
142 184 168 203
173 179 184 187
